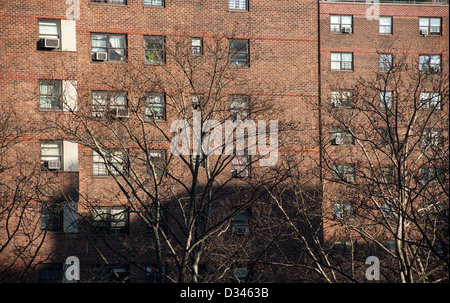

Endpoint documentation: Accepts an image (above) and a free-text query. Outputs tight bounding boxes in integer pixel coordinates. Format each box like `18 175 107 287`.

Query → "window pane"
380 17 391 26
109 35 125 48
342 53 352 62
330 16 340 24
91 35 107 48
39 21 58 35
330 53 341 61
430 18 440 27
341 16 352 25
419 18 429 27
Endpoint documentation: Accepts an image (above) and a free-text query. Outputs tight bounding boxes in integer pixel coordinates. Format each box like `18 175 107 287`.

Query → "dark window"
92 206 128 234
229 39 249 67
39 264 63 283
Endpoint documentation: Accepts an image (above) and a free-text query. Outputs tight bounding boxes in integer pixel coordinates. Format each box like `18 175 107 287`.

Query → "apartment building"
319 0 448 282
0 0 447 283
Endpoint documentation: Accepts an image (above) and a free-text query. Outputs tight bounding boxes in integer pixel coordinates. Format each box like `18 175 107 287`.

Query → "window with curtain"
91 34 126 61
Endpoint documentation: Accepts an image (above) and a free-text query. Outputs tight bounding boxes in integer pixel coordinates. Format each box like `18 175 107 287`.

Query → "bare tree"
319 53 449 282
41 32 293 283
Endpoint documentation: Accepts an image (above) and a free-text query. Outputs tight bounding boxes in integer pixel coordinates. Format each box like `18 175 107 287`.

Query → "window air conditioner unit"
44 38 60 48
332 136 343 145
232 225 249 235
420 29 429 36
344 175 354 183
342 27 352 34
47 160 61 170
431 66 440 73
94 52 108 61
116 107 129 118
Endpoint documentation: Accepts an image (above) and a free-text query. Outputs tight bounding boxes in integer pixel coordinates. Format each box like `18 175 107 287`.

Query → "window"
146 265 166 283
93 265 129 283
332 164 355 183
147 149 166 177
191 37 202 55
419 92 441 110
230 95 249 121
384 240 397 254
381 165 395 184
92 150 127 176
419 17 441 35
419 55 441 72
39 264 63 283
232 266 249 283
40 142 62 171
229 39 249 67
91 0 126 4
330 15 352 34
229 0 248 11
38 20 60 50
331 52 352 71
39 80 62 109
145 93 165 121
91 34 126 61
379 17 392 34
231 154 250 178
331 90 353 108
421 166 445 184
379 128 391 146
333 202 355 221
382 203 395 220
379 54 392 72
380 91 393 109
40 202 63 232
92 206 128 234
191 93 202 109
231 209 250 235
144 36 165 64
92 91 128 118
331 127 354 146
333 239 356 255
421 129 443 147
144 0 164 6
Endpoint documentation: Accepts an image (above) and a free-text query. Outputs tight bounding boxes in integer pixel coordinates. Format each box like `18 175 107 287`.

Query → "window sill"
89 3 127 7
143 5 164 8
228 9 249 13
39 108 63 112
